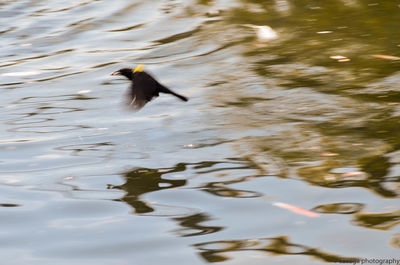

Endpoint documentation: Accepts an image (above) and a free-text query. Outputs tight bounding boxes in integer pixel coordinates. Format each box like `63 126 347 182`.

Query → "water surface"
1 0 399 264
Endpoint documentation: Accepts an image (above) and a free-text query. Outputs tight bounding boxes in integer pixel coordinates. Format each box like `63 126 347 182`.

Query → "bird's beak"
111 71 120 76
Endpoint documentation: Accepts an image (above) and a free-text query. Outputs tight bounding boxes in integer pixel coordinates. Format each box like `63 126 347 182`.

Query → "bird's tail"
159 85 188 102
170 91 188 102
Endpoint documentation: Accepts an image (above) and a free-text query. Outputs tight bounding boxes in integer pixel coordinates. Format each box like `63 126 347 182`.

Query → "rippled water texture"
1 0 400 264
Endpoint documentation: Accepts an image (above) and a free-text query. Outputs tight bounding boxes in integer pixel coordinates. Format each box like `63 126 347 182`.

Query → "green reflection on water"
354 210 400 230
204 0 400 199
194 236 359 263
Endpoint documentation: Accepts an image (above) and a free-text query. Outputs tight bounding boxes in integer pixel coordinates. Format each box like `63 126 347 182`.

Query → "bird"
111 64 188 110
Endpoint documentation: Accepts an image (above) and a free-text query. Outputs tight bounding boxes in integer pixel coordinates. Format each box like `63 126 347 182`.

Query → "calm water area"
0 0 399 264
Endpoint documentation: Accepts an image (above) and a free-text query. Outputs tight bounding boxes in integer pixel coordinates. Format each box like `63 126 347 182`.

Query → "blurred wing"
126 86 149 110
125 73 158 111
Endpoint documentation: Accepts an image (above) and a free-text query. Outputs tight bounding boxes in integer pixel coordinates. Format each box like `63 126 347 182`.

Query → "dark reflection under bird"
111 64 188 110
112 164 187 214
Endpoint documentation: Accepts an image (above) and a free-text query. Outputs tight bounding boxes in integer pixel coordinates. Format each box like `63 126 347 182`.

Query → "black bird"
111 65 188 110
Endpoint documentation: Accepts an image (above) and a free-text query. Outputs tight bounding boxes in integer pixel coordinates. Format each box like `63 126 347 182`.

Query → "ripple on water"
1 0 400 264
194 236 360 263
11 125 89 134
312 202 365 214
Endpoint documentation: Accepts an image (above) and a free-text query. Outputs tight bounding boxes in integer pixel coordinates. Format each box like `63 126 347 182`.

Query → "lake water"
1 0 399 264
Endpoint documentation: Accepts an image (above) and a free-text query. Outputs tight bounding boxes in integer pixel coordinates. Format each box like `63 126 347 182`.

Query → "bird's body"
111 66 188 110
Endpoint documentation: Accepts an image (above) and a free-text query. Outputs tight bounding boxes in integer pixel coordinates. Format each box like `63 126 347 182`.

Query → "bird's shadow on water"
109 158 260 215
110 163 188 214
106 158 262 238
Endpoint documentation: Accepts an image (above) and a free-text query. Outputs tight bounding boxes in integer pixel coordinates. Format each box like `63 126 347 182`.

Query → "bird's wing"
126 73 158 110
125 83 152 110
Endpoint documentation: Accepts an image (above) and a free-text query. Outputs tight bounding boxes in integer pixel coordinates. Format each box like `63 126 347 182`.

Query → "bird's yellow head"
133 64 144 73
